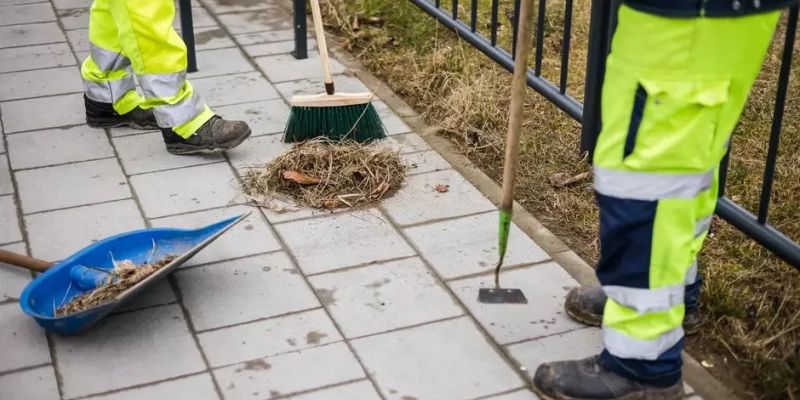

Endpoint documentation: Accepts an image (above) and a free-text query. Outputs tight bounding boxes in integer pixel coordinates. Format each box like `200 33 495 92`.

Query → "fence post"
179 0 197 72
579 0 613 160
293 0 308 60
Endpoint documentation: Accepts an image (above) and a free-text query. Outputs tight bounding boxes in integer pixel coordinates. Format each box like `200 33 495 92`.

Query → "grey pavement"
0 0 700 399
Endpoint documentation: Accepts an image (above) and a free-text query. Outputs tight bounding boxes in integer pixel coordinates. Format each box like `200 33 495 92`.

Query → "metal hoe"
478 0 535 305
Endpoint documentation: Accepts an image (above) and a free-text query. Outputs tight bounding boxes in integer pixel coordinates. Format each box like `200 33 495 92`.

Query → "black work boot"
565 287 701 335
84 95 159 130
532 355 684 400
161 115 251 155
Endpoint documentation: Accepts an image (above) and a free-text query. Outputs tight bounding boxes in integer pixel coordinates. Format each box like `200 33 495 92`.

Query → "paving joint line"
176 248 285 272
0 89 83 104
21 197 135 217
10 155 116 173
303 254 420 278
0 362 53 378
0 61 79 75
192 305 323 335
442 258 557 283
66 371 209 400
394 208 497 229
124 159 227 177
500 326 597 348
3 122 87 136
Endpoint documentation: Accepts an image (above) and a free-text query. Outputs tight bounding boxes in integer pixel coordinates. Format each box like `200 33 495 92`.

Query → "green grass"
319 1 800 398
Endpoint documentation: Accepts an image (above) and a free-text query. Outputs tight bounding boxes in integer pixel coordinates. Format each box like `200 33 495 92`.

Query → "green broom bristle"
283 102 386 143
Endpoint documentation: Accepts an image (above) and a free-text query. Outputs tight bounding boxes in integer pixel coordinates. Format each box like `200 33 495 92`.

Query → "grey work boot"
565 286 701 335
84 95 159 130
161 115 251 155
532 355 684 400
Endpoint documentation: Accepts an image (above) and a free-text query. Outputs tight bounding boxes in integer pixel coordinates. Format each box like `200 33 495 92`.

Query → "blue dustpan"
18 213 249 335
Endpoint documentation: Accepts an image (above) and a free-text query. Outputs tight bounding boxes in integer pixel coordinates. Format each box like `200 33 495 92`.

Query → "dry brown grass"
318 0 800 397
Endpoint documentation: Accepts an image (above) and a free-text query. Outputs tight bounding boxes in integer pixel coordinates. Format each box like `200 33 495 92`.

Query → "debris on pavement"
55 255 177 317
435 184 450 193
241 140 407 209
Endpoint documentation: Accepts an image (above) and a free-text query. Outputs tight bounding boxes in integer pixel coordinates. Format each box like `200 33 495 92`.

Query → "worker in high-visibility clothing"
81 0 251 155
532 1 795 398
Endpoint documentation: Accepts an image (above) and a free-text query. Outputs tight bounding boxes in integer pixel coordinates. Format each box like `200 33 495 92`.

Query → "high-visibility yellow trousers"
81 0 214 138
593 5 779 385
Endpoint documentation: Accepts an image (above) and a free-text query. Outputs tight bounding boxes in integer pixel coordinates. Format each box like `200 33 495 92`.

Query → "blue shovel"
0 213 249 335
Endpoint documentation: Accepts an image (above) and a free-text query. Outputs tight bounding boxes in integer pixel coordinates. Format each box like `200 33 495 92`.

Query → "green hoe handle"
496 0 535 284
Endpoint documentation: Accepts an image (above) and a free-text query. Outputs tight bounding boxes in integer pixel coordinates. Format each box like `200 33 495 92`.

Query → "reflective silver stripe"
153 94 205 127
603 325 684 361
593 166 714 201
139 72 186 99
90 44 130 72
603 285 685 314
685 260 698 285
83 74 136 105
695 215 713 237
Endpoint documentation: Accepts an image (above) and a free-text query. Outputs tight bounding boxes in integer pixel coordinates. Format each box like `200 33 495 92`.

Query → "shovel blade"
478 288 528 304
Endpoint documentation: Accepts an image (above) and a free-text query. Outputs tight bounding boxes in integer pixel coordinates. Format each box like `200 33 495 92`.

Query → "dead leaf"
548 171 590 188
435 184 450 193
701 360 715 368
283 170 321 185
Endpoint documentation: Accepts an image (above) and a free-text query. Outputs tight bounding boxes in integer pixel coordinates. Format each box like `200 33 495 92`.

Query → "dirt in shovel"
55 255 177 317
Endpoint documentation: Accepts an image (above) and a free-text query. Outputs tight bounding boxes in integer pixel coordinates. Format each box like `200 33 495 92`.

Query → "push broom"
283 0 386 143
478 0 534 305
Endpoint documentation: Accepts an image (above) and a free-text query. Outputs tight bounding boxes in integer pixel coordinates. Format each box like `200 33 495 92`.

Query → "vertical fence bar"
292 0 308 59
719 148 731 197
579 0 613 157
512 0 522 58
534 0 546 75
452 0 458 19
470 0 478 32
559 0 573 93
758 6 797 224
490 0 499 45
179 0 197 72
436 0 441 8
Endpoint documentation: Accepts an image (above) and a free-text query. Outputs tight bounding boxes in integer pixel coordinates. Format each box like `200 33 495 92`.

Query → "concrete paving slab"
198 308 341 367
201 0 278 14
0 302 51 373
505 328 603 380
275 209 416 275
83 374 220 400
152 205 282 266
373 100 411 135
15 158 130 214
216 8 292 34
66 27 88 51
449 263 582 344
351 317 524 400
175 252 319 331
213 342 364 400
287 380 382 400
405 211 550 279
7 125 113 170
53 304 206 399
227 133 290 172
191 47 254 79
194 26 236 51
0 242 30 302
0 365 60 400
213 99 289 137
52 0 90 9
402 150 451 175
0 154 11 194
0 3 56 27
485 389 541 400
192 71 280 107
0 195 23 243
382 169 495 226
57 7 89 30
0 92 84 133
256 53 346 83
244 39 316 58
386 132 432 154
25 199 145 260
308 257 463 338
129 162 238 218
0 22 64 49
113 131 223 175
234 29 302 45
274 74 368 100
0 65 82 101
0 42 74 73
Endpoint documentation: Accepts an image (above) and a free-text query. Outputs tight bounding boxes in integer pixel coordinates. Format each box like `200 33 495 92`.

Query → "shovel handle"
0 249 53 273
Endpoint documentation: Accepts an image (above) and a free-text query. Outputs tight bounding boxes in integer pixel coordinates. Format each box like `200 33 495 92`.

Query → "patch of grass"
318 0 800 398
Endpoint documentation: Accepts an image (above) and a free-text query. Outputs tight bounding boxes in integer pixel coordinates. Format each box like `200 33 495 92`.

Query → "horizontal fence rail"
291 0 800 268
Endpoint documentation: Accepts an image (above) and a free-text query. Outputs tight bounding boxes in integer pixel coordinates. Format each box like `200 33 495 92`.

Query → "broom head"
284 92 387 143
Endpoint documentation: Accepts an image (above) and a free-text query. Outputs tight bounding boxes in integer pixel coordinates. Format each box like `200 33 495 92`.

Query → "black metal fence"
291 0 800 268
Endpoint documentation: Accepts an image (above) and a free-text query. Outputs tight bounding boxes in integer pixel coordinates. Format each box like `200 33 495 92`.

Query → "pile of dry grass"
56 255 176 316
241 140 407 209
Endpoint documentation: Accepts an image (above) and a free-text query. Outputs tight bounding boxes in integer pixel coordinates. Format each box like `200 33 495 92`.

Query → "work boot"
565 286 702 335
84 95 159 130
161 115 251 155
532 355 684 400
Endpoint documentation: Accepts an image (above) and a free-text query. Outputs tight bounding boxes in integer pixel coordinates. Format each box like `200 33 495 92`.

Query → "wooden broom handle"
500 0 535 212
0 249 52 273
309 0 334 94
